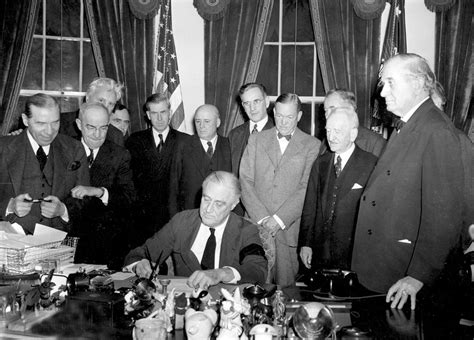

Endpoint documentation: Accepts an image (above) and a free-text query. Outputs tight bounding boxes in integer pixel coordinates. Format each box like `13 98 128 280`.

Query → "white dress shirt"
152 126 170 147
249 116 269 134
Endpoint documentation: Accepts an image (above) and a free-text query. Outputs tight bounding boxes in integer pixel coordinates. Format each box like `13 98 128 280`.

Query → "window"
256 0 326 138
16 0 98 125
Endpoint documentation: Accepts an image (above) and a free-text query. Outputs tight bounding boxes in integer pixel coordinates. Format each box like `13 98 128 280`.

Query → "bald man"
169 104 232 217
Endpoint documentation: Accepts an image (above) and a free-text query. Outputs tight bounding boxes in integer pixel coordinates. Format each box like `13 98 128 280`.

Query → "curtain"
85 0 155 133
309 0 381 128
0 0 40 135
205 0 273 136
434 0 473 134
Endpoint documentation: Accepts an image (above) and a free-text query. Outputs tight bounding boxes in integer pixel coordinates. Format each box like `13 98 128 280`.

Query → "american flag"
371 0 406 135
153 0 186 131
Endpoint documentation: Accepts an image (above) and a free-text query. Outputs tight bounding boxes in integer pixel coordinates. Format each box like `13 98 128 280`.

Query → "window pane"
23 39 43 90
256 46 278 96
281 45 314 96
298 103 312 135
59 96 82 113
83 43 98 91
266 1 280 42
35 1 43 35
45 40 80 91
46 0 62 36
46 0 81 37
282 0 313 42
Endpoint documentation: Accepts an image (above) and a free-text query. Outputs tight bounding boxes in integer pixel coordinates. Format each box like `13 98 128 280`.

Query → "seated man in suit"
299 107 377 270
124 171 267 289
60 78 125 146
319 89 386 157
169 104 231 217
0 94 89 234
70 103 136 268
126 93 190 245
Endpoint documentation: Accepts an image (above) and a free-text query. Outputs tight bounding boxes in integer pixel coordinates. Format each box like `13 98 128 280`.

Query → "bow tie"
277 132 291 141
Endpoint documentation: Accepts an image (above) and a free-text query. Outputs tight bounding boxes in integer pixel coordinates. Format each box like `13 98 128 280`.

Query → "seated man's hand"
71 185 103 199
9 194 34 217
299 246 312 269
187 268 234 290
8 128 23 136
133 259 153 278
386 276 424 310
40 195 66 219
262 216 281 237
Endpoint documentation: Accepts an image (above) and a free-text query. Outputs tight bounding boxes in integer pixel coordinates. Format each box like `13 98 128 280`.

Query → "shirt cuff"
5 198 14 216
257 216 270 225
273 214 286 229
61 204 69 222
223 266 241 283
123 261 139 273
100 188 109 205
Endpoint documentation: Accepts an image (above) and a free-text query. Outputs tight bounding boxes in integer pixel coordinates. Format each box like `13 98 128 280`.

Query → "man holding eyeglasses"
240 93 320 287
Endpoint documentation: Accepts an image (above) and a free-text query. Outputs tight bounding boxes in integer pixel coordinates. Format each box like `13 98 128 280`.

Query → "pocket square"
68 161 81 171
351 183 363 189
397 239 412 244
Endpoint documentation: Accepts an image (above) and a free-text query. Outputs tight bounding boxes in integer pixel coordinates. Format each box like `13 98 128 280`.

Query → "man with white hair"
299 107 377 271
351 53 465 310
60 77 125 146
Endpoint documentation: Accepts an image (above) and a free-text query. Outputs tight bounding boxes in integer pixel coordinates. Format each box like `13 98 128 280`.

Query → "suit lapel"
190 136 208 178
51 137 69 195
6 133 29 195
280 128 304 165
220 214 239 267
263 128 281 167
319 153 334 219
180 213 202 271
337 147 362 198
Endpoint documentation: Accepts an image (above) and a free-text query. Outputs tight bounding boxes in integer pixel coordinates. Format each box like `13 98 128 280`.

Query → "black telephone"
304 269 359 297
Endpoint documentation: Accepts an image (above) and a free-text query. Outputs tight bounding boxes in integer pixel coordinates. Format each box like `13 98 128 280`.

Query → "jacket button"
387 170 391 175
368 229 372 235
371 201 376 206
362 196 366 201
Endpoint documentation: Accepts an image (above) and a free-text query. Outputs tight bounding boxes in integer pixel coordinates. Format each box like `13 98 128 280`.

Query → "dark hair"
325 89 357 111
113 102 127 113
24 93 59 118
144 93 170 112
238 83 267 98
275 93 301 112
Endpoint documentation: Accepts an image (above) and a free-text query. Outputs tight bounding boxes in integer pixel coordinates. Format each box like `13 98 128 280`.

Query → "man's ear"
297 111 303 122
350 127 358 142
265 96 270 109
216 118 221 128
75 118 82 132
21 114 29 127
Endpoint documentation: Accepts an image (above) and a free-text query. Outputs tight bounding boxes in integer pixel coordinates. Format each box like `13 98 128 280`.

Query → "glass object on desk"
292 302 336 339
133 318 167 340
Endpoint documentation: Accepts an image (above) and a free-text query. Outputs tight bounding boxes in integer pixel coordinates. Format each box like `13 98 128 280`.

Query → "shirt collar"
201 215 229 237
401 96 429 123
335 143 355 170
200 134 218 150
249 116 269 133
153 126 170 144
81 138 100 156
27 130 50 155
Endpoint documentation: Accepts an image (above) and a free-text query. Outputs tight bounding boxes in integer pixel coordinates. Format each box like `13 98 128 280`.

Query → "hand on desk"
187 268 234 290
9 194 34 217
299 246 312 269
386 276 423 310
133 259 155 279
40 195 66 219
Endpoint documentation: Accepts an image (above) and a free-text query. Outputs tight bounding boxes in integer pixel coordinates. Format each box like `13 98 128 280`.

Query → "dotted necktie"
335 155 342 177
251 124 258 134
206 141 214 158
157 133 164 153
36 146 47 171
87 148 94 167
201 228 216 270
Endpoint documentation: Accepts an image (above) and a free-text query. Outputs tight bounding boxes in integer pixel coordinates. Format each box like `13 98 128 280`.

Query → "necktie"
36 146 47 171
206 141 214 158
157 133 164 153
201 228 216 270
335 155 342 177
277 132 291 141
393 118 405 131
251 124 258 134
87 148 94 167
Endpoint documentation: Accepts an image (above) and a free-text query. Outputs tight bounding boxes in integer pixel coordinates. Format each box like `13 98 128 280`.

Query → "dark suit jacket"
299 146 377 269
126 128 190 236
318 126 386 157
351 99 465 292
73 140 136 268
60 110 124 146
169 135 232 217
124 209 268 283
0 132 89 233
228 119 274 176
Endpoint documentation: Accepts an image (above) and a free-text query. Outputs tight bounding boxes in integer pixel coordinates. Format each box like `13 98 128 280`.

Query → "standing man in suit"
70 103 136 268
351 53 465 310
60 78 125 146
228 83 274 175
299 107 377 270
126 94 189 244
169 104 231 217
111 103 131 138
124 171 267 289
240 93 320 287
0 94 89 234
319 89 386 157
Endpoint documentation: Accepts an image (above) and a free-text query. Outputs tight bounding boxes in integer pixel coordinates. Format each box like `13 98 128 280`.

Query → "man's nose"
380 84 389 97
205 202 214 212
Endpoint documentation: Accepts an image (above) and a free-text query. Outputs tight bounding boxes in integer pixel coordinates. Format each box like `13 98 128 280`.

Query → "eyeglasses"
242 99 264 108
